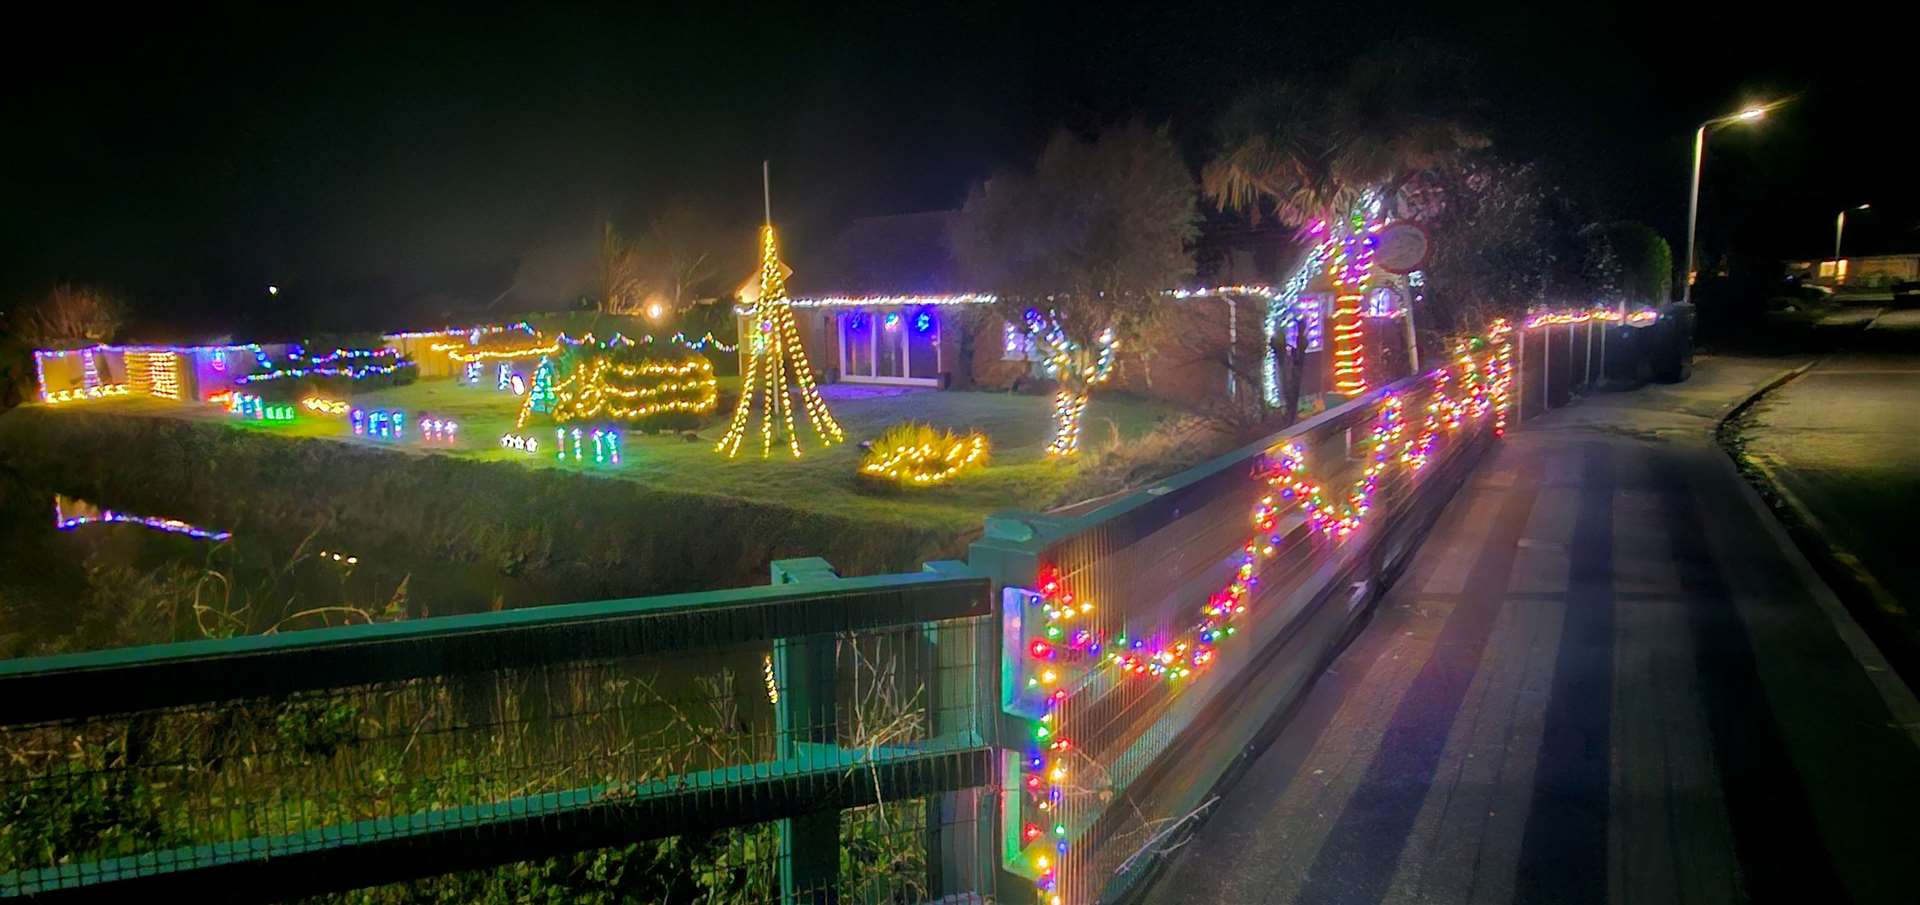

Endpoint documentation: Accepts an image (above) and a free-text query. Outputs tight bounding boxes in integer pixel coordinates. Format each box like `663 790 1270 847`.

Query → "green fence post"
967 512 1070 905
772 557 842 904
920 559 997 896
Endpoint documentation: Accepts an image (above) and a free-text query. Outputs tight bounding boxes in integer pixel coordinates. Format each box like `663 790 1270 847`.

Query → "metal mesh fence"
0 596 992 900
285 794 984 905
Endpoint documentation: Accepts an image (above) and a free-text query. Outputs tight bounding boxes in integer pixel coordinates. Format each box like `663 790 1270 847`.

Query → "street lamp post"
1682 104 1774 306
1835 203 1870 265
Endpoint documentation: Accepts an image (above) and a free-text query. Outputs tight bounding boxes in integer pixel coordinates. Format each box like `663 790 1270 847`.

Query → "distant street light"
1835 203 1871 264
267 285 279 296
1682 100 1786 305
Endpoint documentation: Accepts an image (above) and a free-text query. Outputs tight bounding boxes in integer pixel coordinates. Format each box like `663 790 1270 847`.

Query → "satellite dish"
1376 222 1432 275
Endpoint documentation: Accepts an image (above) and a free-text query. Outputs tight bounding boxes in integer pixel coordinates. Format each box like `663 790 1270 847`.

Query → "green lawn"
119 379 1182 534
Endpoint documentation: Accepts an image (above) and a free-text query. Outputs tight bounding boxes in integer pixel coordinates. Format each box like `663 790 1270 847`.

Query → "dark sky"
5 1 1915 335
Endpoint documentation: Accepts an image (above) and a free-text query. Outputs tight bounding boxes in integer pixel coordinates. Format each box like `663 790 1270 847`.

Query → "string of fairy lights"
1328 204 1381 397
54 497 232 542
1523 306 1659 329
513 354 718 430
1009 318 1513 905
858 426 990 486
1021 309 1119 456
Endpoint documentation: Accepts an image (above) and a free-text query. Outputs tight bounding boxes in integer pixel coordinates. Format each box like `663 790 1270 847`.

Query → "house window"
840 309 941 385
1003 322 1040 361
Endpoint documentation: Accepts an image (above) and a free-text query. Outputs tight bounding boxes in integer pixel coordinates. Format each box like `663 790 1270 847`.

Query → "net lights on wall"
140 351 182 400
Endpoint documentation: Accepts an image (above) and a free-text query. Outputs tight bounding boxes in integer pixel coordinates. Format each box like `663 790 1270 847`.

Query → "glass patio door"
840 310 937 385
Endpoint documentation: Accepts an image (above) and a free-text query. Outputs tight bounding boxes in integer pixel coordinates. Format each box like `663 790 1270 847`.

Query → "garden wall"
0 407 959 600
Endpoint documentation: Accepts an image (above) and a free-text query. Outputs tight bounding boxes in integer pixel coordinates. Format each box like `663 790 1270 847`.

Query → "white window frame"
839 309 941 386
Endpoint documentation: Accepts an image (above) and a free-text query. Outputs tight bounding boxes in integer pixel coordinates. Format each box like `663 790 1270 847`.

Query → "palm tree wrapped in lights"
715 225 844 458
1203 50 1485 402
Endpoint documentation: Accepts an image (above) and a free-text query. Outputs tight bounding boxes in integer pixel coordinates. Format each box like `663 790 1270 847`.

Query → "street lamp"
1682 102 1781 305
1835 203 1870 264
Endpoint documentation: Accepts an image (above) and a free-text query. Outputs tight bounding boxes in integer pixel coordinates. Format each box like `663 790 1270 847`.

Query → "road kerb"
1713 366 1920 747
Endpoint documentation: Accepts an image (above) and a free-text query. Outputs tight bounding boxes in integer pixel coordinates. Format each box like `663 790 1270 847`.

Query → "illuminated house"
382 322 542 380
763 211 974 388
1786 253 1920 288
743 211 1396 406
32 343 297 404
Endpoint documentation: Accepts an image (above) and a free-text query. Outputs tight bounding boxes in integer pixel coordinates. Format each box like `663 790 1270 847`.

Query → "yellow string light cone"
716 225 844 458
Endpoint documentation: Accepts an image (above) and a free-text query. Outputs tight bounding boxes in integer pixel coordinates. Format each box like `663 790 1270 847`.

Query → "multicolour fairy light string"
1021 309 1119 456
1522 306 1658 329
227 393 294 421
234 348 413 385
1010 320 1513 905
1329 204 1382 397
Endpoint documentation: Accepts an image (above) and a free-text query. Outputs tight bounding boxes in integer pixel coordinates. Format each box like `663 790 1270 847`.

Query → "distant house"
774 211 985 389
1785 253 1920 288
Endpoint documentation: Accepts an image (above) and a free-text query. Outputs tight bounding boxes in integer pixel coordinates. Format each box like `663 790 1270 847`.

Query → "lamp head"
1736 107 1766 122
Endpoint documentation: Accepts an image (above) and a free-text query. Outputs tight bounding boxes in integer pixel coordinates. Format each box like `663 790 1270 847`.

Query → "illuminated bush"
859 423 989 488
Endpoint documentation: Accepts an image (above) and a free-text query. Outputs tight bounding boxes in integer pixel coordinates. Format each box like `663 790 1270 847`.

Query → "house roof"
788 210 965 296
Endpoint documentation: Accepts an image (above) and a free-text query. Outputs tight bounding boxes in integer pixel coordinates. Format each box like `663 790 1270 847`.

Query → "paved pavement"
1738 353 1920 677
1866 309 1920 332
1815 306 1882 328
1140 357 1920 905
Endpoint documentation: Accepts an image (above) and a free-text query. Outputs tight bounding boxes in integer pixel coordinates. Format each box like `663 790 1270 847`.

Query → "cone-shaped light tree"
715 225 844 458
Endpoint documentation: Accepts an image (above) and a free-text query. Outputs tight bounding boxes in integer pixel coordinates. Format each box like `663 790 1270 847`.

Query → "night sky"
5 1 1915 336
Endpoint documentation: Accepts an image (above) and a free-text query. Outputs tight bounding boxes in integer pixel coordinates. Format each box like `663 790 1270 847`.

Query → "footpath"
1139 356 1920 905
